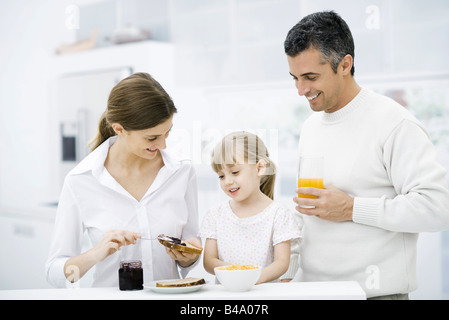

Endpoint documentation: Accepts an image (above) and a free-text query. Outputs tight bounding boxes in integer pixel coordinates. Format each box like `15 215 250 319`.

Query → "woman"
45 72 201 287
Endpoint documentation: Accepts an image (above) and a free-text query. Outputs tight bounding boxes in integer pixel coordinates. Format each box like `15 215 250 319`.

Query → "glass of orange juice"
297 156 324 207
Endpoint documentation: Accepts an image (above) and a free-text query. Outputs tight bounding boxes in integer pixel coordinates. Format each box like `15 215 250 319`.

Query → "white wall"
0 0 84 206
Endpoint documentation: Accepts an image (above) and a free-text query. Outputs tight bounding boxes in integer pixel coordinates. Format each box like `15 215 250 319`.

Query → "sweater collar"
321 87 368 123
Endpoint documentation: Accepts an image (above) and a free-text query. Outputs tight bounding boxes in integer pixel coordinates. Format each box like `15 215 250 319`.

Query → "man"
285 11 449 299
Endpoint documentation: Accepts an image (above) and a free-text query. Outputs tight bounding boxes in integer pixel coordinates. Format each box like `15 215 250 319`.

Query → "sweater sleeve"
353 119 449 232
281 210 303 280
280 238 301 280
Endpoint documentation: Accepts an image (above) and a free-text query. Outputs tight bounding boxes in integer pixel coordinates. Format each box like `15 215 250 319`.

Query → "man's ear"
257 159 267 176
339 54 353 76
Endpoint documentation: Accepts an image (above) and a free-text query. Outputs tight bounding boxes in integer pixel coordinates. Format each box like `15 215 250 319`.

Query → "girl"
46 72 201 287
199 131 301 284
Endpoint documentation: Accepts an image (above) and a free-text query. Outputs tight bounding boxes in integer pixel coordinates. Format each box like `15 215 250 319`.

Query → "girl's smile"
229 187 240 195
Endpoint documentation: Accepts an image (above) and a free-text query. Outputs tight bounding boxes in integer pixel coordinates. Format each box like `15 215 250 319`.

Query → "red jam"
118 260 143 291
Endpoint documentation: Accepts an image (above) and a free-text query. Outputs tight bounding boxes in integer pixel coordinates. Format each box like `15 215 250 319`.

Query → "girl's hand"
91 229 141 263
164 237 202 268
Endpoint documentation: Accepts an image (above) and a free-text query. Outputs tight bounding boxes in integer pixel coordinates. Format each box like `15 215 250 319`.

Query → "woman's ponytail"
88 111 116 151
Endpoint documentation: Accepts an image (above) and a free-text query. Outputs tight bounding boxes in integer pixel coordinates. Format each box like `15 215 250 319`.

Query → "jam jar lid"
120 260 142 269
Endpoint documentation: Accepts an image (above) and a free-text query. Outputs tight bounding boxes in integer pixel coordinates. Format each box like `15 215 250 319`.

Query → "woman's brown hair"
89 72 177 151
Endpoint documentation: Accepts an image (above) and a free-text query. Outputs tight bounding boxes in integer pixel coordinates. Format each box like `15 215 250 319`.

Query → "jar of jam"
118 260 143 291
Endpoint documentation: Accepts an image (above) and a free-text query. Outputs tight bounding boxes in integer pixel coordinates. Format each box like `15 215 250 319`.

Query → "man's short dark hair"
284 11 355 76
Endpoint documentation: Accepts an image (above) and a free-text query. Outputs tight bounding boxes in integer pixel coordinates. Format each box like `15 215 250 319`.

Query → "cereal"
217 264 259 271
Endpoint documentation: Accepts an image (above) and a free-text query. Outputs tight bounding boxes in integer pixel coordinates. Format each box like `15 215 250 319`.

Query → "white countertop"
0 281 365 300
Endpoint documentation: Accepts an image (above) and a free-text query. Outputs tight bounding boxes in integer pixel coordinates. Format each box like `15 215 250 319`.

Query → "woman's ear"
111 123 124 135
257 159 267 176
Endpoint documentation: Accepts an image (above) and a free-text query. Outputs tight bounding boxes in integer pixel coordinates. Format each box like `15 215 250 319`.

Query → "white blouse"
45 137 199 288
199 201 301 271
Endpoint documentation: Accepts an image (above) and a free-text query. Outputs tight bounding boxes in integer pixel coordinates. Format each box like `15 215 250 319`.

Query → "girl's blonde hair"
211 131 276 199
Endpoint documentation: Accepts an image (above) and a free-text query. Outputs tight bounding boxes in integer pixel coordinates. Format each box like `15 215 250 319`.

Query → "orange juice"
297 178 324 198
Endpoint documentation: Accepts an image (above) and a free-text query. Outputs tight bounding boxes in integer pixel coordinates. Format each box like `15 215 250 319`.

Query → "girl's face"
217 162 263 203
114 116 173 160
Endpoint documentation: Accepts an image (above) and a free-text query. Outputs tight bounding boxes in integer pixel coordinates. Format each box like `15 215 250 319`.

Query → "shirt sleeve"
197 207 218 240
180 165 200 240
179 165 201 276
45 180 84 288
45 178 84 288
272 204 302 245
353 119 449 232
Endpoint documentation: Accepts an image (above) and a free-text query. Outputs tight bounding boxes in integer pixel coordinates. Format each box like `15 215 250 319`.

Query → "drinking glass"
297 156 324 207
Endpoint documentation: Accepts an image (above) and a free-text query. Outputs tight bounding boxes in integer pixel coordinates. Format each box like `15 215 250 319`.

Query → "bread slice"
157 234 202 255
156 277 206 287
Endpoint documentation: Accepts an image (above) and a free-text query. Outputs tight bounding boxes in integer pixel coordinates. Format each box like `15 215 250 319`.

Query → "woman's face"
118 115 173 160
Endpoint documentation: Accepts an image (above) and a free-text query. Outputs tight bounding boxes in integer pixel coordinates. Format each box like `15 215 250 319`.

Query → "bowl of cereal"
214 264 261 292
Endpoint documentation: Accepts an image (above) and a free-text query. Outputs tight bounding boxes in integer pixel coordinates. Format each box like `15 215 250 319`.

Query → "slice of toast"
157 234 202 255
156 277 206 288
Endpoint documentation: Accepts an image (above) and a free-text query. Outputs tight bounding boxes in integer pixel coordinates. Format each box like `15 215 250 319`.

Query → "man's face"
287 47 345 113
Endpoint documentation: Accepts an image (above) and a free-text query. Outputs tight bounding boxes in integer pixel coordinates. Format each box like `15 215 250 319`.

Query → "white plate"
145 279 206 294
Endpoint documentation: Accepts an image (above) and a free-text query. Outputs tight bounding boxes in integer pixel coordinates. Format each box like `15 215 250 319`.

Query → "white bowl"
214 266 262 292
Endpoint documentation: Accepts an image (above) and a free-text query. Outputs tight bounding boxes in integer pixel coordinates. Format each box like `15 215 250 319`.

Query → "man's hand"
293 185 354 222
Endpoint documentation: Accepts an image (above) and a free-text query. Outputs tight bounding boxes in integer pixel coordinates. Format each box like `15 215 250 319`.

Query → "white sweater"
294 87 449 298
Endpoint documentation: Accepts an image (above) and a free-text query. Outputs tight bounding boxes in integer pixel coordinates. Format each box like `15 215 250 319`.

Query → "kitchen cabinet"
0 207 55 290
0 206 96 290
48 40 175 195
51 40 174 84
171 0 449 86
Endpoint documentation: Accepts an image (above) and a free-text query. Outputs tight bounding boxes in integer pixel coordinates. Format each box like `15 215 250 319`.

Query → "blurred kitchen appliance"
56 68 132 188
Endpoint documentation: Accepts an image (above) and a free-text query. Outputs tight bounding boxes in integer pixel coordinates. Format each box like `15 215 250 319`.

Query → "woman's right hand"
64 229 141 282
91 229 141 263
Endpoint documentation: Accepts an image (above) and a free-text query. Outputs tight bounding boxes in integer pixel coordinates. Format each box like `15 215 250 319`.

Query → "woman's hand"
163 237 202 268
91 229 141 263
64 229 141 282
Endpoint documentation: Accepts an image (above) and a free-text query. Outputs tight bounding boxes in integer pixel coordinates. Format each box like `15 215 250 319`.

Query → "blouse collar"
69 136 182 178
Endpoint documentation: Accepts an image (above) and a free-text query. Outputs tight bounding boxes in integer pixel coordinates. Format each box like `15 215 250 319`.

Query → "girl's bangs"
211 136 243 172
